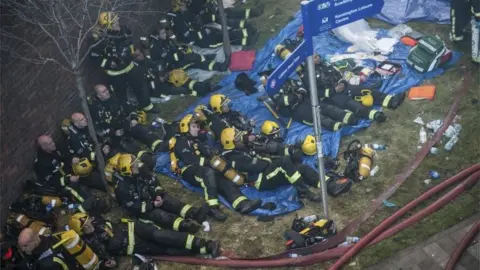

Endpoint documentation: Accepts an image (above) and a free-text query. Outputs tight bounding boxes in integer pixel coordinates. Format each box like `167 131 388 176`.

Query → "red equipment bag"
229 50 256 71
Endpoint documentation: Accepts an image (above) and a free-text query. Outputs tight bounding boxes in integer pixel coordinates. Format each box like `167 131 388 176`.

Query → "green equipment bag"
406 35 447 73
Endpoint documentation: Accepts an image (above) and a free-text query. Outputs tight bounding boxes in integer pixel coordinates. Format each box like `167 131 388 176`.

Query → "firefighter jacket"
81 216 127 258
28 236 77 270
114 173 164 216
149 35 192 67
67 125 96 163
90 27 137 75
89 94 139 138
250 135 302 161
271 79 307 116
220 150 270 181
173 134 215 169
300 62 346 98
34 148 73 190
167 11 198 44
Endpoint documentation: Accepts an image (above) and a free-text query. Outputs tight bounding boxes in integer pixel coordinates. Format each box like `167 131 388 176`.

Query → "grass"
71 1 480 269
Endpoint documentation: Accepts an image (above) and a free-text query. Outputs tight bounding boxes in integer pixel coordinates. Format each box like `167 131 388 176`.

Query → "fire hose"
445 221 479 270
152 72 472 267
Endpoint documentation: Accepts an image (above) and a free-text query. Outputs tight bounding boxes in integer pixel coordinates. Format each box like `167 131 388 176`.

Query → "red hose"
329 169 480 270
152 72 472 268
445 222 480 270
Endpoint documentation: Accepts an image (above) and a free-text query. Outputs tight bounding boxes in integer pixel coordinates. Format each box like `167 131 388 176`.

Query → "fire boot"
387 92 406 109
207 240 221 258
294 181 322 202
208 206 228 221
179 219 201 234
186 203 210 223
374 111 387 122
235 199 262 214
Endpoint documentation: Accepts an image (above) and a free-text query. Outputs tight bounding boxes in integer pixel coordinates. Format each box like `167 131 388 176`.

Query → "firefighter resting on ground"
143 18 228 72
167 0 258 49
170 114 263 221
258 72 346 132
68 212 221 268
450 0 480 63
255 121 353 197
218 127 322 201
34 135 110 215
114 153 208 233
89 84 174 156
90 12 160 113
186 0 264 30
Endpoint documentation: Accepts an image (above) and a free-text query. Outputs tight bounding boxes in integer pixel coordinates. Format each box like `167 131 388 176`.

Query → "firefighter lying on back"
143 18 228 72
89 84 173 154
258 73 346 132
114 154 206 233
171 114 263 221
90 12 159 113
69 213 221 267
219 127 322 202
34 135 110 215
17 228 77 270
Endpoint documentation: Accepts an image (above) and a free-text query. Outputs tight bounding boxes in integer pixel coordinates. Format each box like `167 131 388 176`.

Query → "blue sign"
266 0 384 95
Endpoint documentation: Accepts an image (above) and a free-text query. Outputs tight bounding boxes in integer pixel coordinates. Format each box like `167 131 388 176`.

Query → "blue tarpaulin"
155 11 460 216
374 0 451 25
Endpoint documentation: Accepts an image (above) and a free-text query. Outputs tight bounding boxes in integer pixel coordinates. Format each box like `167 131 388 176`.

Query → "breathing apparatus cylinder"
41 196 63 208
472 18 480 63
210 156 245 185
60 230 99 270
14 214 52 236
274 45 302 73
358 144 375 178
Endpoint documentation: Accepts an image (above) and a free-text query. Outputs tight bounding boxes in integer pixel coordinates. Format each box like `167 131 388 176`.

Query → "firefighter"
258 74 347 132
450 0 480 63
17 228 75 270
34 135 110 215
167 1 258 48
89 84 172 154
69 213 221 262
66 113 107 192
114 153 207 232
187 0 264 27
219 127 322 201
90 12 159 113
207 94 256 138
146 19 228 72
171 114 263 221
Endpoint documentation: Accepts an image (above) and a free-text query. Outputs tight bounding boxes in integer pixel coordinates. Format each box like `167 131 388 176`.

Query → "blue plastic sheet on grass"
155 11 461 216
374 0 451 25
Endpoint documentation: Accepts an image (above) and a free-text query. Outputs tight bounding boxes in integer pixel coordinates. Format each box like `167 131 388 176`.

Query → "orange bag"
408 85 436 100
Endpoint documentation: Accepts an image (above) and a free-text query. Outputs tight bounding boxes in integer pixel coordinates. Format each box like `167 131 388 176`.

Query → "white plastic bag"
332 19 378 45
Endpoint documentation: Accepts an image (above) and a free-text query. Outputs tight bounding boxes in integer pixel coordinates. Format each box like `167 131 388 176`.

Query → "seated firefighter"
34 135 109 215
143 18 228 72
90 12 159 113
219 127 322 201
114 153 207 233
258 73 347 132
167 0 258 48
89 84 174 154
170 114 263 221
68 213 221 266
187 0 264 29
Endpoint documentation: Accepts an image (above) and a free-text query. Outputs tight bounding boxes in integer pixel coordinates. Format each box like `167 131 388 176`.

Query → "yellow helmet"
107 153 122 166
171 0 185 12
98 12 118 29
61 118 72 136
355 93 374 107
72 158 93 177
221 128 237 150
117 154 134 176
168 69 189 87
179 114 194 133
69 213 89 235
261 120 281 136
136 111 147 125
302 135 317 156
194 105 207 121
210 94 230 114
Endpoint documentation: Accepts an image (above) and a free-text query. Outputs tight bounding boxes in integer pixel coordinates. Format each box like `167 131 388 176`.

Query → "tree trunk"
217 0 232 61
75 71 112 197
